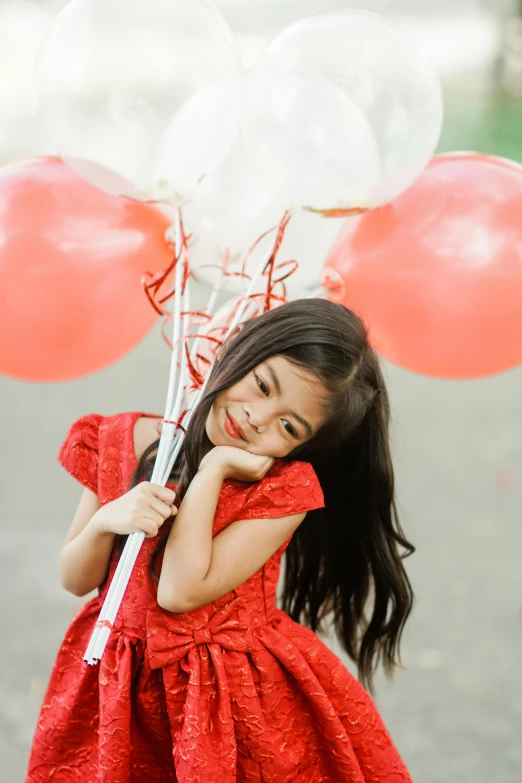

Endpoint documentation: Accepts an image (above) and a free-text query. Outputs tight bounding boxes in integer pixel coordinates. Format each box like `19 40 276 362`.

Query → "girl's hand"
92 482 177 538
199 446 275 483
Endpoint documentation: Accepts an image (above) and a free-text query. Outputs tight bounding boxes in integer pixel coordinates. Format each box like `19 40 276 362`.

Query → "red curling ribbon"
95 619 113 630
142 209 192 316
143 209 302 393
185 340 205 388
260 211 292 312
162 409 188 433
269 258 298 285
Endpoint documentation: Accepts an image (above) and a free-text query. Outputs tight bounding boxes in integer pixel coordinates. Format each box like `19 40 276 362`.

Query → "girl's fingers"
149 497 174 519
148 483 176 505
140 517 160 538
139 502 178 537
141 510 165 533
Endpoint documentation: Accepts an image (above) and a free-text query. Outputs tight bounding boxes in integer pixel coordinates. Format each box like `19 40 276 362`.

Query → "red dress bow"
145 599 297 783
146 598 255 670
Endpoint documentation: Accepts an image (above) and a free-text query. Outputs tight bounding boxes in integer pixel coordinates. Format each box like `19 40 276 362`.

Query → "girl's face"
205 355 327 458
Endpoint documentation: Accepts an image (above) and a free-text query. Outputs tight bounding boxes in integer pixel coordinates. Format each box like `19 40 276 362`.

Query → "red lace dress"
27 412 412 783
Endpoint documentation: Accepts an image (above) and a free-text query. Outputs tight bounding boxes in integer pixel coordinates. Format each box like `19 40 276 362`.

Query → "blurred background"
1 1 521 781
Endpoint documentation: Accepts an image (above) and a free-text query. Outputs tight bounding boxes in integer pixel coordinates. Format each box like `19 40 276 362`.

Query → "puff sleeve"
239 461 325 520
57 414 103 494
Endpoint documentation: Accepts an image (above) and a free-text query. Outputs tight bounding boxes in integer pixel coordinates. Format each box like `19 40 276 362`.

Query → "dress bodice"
58 411 325 643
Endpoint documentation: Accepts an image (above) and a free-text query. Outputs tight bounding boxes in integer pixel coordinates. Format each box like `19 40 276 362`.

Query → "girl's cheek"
268 437 289 459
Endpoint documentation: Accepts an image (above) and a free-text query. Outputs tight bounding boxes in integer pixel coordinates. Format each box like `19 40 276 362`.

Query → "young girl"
27 298 415 783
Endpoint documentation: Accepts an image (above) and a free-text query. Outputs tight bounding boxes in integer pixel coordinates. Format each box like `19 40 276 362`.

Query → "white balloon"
242 10 443 214
153 75 242 202
185 135 280 287
36 0 240 202
185 133 345 290
243 67 383 214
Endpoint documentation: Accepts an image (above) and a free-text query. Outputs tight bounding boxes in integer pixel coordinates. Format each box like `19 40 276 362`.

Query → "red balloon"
0 157 173 381
323 152 522 379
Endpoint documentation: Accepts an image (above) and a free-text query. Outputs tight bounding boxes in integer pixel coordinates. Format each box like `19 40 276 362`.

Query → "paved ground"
1 3 522 782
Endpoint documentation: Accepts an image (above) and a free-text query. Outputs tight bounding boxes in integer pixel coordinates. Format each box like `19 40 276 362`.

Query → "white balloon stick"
85 208 186 664
152 208 184 484
84 219 283 665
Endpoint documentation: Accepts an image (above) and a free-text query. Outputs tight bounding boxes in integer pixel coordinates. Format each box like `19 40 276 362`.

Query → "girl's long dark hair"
132 298 414 693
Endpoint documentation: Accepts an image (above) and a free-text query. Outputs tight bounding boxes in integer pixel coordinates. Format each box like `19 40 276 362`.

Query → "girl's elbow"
59 574 91 597
59 559 98 597
157 584 193 613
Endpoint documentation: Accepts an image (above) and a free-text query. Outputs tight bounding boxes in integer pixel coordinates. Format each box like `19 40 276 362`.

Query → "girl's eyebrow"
265 361 282 395
264 361 313 437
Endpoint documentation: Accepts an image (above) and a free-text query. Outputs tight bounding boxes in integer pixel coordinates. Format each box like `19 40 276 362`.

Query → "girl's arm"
60 482 176 597
157 450 305 613
59 488 114 596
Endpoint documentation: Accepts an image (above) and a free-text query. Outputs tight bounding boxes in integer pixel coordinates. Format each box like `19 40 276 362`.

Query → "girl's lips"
224 411 246 441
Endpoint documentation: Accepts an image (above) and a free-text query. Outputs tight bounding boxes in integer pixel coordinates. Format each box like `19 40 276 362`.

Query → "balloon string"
162 410 188 434
186 211 294 388
262 211 292 312
141 212 191 316
185 344 204 387
142 209 298 390
198 262 251 283
95 619 113 630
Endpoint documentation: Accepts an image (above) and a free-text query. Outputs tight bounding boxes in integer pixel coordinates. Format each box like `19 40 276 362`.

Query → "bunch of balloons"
187 9 443 290
2 0 520 382
2 0 241 381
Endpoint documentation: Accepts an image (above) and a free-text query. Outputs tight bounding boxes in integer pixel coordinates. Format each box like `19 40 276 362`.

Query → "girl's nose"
245 404 267 433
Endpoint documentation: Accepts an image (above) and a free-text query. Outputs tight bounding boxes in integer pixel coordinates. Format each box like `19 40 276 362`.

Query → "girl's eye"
282 420 297 438
255 373 270 396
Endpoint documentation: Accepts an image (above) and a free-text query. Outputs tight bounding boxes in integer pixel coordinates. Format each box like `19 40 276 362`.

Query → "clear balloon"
36 0 240 202
184 134 344 290
242 10 443 214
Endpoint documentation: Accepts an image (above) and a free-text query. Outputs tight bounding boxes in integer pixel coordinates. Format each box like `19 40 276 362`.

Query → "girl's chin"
205 418 241 449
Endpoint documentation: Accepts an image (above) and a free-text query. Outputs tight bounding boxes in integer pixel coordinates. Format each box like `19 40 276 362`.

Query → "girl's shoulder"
57 411 154 494
132 413 162 460
57 413 105 493
227 459 325 521
265 458 318 481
